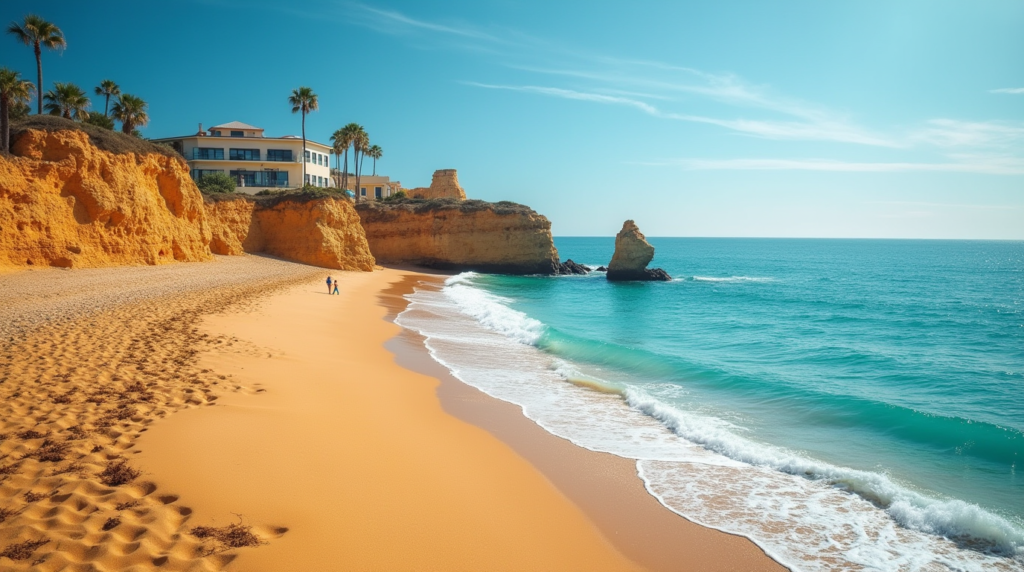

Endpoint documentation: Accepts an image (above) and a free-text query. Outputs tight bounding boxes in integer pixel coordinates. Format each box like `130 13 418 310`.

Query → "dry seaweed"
190 518 262 551
98 459 141 486
0 538 49 561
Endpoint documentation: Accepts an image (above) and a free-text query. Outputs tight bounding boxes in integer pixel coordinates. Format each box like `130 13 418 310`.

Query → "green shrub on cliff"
197 172 236 194
83 112 114 130
380 189 407 202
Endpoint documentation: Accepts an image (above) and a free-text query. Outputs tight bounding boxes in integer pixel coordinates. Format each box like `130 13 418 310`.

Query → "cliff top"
356 197 535 216
10 116 183 159
202 188 353 208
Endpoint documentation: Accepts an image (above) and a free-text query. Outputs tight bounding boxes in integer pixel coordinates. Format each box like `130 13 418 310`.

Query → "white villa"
342 175 404 200
153 121 333 194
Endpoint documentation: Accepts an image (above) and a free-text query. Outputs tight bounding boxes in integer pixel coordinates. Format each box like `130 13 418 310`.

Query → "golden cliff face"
0 123 375 272
0 129 211 268
205 196 376 272
356 199 560 274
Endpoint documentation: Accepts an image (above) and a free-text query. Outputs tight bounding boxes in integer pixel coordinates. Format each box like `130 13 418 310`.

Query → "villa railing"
190 151 299 162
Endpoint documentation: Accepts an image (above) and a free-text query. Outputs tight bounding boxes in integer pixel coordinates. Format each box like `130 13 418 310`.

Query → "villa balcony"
189 151 299 162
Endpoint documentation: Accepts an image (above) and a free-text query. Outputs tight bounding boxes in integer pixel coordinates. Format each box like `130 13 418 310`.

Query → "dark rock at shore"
606 267 672 281
558 259 591 275
595 266 607 272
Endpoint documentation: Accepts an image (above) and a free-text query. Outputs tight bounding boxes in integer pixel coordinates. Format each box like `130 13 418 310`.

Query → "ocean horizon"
398 237 1024 572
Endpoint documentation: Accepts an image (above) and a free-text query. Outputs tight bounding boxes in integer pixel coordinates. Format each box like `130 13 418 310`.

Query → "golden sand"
1 259 785 571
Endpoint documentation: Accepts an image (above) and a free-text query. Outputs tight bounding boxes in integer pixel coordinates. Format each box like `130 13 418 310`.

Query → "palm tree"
7 15 66 114
366 144 382 176
111 93 148 135
352 129 369 202
94 79 119 117
288 86 318 185
329 127 348 188
338 123 362 192
0 67 34 153
43 82 90 120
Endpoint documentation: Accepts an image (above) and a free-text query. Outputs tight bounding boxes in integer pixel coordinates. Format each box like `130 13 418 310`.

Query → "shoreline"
0 260 785 570
379 273 787 571
132 267 647 571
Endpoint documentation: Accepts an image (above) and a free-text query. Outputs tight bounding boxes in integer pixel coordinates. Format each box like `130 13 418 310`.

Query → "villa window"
212 131 221 137
191 169 225 182
304 174 309 185
229 148 260 161
230 130 244 137
193 147 224 160
374 186 382 199
360 188 366 196
266 149 292 162
230 169 287 187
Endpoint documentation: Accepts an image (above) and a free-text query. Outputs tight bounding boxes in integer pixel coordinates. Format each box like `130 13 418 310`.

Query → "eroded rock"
606 220 671 281
356 199 559 274
408 169 467 200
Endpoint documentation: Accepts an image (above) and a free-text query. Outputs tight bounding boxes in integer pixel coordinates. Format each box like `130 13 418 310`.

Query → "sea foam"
396 273 1024 572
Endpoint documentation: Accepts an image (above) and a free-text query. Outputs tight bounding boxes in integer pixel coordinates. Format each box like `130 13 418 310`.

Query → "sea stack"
606 220 671 281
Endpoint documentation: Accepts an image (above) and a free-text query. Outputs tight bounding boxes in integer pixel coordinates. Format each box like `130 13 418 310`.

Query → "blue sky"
4 0 1023 238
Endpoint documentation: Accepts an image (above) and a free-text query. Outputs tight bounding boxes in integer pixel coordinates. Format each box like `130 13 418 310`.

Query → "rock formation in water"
0 123 211 268
408 169 467 200
558 259 591 275
356 198 560 274
0 117 374 271
606 220 671 281
205 195 375 271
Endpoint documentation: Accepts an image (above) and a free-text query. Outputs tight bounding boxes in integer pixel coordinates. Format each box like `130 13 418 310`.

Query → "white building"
344 175 403 199
154 121 333 194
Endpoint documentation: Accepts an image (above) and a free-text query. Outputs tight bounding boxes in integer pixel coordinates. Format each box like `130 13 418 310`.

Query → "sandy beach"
0 257 784 571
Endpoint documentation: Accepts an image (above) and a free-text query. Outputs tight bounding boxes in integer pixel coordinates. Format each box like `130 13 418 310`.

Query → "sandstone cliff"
205 195 375 272
408 169 467 200
0 123 211 268
607 220 671 281
0 117 374 272
356 199 560 274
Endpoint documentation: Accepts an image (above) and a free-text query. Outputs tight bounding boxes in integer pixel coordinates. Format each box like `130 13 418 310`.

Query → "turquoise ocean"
396 238 1024 571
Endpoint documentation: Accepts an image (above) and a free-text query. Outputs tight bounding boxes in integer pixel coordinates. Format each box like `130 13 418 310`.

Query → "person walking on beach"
326 275 333 294
333 281 340 295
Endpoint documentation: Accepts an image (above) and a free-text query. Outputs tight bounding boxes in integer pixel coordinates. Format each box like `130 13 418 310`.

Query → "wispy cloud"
990 87 1024 95
466 82 897 146
350 5 1022 174
351 4 499 41
867 201 1019 210
910 119 1024 148
641 157 1024 175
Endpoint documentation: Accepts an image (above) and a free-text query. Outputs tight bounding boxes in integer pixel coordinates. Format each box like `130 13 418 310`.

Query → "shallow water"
397 238 1024 571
